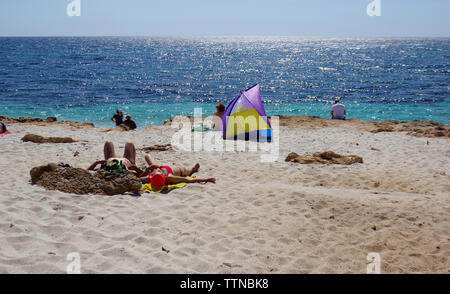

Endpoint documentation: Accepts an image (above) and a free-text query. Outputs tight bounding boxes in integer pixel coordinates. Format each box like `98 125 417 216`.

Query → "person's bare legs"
145 154 160 166
123 142 136 165
144 154 199 177
104 141 116 160
172 163 200 177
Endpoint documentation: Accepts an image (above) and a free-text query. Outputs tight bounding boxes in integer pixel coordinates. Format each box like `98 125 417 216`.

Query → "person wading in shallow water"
111 109 124 127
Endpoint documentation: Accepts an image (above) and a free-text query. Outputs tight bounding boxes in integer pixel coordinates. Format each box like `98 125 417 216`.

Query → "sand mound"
22 134 86 144
30 164 141 195
286 151 363 165
276 115 450 138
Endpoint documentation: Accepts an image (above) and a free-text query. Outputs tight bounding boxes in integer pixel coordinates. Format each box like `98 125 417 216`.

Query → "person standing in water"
111 109 124 127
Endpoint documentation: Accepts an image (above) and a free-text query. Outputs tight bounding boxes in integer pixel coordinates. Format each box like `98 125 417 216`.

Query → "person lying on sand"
138 154 216 190
87 141 142 175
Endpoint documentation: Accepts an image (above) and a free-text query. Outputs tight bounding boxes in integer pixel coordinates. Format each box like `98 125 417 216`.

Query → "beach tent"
222 84 272 141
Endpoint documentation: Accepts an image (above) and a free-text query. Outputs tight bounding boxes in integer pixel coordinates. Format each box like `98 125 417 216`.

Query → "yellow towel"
140 177 194 194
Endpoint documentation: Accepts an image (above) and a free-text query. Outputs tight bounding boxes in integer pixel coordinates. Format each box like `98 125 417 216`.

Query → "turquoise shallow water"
0 37 449 128
2 100 449 128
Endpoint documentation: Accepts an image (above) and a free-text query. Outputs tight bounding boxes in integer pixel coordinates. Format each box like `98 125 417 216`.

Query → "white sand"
0 123 449 274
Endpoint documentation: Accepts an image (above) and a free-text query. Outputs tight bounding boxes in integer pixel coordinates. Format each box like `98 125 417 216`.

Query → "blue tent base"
227 129 272 143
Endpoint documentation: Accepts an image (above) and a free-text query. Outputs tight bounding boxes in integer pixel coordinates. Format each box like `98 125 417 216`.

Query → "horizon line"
1 35 450 39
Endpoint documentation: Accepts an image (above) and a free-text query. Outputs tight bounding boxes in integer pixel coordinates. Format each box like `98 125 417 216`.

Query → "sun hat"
150 173 165 187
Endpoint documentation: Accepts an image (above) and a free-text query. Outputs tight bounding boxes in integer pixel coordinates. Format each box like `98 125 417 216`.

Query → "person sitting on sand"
331 100 346 120
138 153 216 191
122 115 137 130
212 103 226 130
0 121 7 134
111 109 124 127
87 141 142 175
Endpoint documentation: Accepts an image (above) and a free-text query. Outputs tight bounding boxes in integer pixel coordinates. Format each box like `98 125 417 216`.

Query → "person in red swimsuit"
139 154 216 189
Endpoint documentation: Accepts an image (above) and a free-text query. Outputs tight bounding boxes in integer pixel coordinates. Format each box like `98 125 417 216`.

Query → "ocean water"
0 37 449 128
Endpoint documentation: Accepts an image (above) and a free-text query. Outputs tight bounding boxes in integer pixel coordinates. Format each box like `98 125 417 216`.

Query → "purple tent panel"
242 84 267 118
222 84 271 139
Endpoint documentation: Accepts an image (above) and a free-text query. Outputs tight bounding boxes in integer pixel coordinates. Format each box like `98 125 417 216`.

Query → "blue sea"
0 37 449 128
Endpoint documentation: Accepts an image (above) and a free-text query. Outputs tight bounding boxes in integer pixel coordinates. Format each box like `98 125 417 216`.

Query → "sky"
0 0 449 37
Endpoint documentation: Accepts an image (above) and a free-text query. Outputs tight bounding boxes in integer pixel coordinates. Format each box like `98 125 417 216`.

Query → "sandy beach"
0 117 449 274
